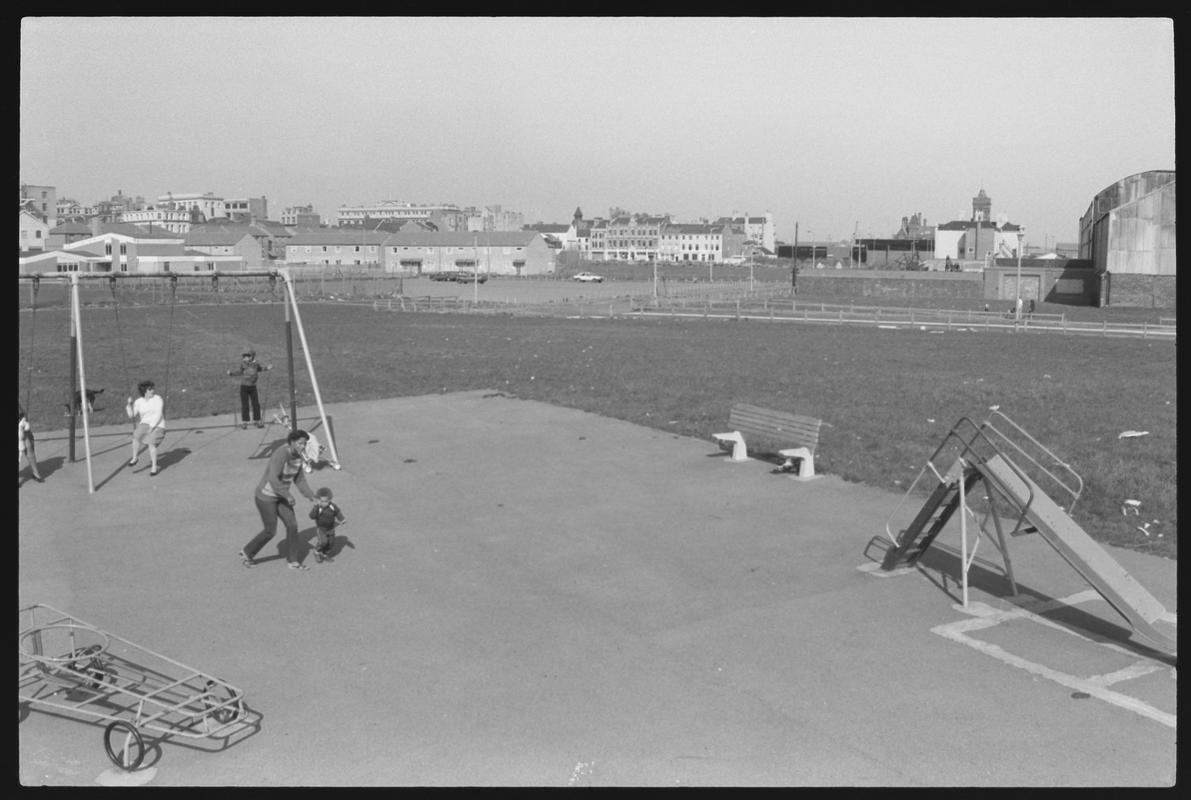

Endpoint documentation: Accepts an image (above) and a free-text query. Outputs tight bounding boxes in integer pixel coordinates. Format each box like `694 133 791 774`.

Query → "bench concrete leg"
712 432 748 462
778 447 816 479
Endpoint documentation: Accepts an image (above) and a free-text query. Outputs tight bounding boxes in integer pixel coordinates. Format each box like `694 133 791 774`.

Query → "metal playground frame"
19 603 260 771
17 267 341 493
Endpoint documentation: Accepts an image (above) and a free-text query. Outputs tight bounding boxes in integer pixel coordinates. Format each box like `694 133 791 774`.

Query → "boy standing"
309 487 346 563
227 350 272 429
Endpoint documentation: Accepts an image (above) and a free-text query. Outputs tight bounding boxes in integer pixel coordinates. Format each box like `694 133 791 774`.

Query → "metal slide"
976 454 1176 655
882 412 1175 656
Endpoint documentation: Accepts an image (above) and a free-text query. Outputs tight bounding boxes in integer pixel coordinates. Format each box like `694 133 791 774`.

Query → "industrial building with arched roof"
1079 170 1175 308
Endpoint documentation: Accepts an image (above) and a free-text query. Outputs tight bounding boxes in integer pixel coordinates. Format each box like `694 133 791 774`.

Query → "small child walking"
309 487 346 563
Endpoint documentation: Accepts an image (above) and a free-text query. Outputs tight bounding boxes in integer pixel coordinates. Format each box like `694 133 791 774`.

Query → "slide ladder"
881 459 983 570
882 412 1175 656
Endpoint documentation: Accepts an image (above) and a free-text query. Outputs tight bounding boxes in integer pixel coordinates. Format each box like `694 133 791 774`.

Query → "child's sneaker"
287 562 309 571
238 549 255 568
313 550 324 563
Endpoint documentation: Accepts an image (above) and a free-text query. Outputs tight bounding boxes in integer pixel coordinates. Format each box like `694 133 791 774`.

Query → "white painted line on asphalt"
856 562 916 578
1085 662 1166 687
932 592 1175 728
95 766 157 786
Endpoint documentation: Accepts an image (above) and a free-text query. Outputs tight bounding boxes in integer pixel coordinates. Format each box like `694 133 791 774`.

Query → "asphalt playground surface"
17 390 1177 786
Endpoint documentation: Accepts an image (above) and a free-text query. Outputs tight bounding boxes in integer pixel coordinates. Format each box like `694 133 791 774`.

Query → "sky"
21 17 1175 248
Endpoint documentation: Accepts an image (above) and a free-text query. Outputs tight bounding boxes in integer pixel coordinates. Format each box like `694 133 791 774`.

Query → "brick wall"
1108 273 1178 309
796 271 984 300
789 267 1178 308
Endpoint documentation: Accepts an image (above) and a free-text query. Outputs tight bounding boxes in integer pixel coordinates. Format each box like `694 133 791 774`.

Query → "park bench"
712 402 823 480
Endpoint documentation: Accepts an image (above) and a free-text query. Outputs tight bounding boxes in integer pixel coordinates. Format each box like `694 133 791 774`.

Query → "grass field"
19 296 1176 559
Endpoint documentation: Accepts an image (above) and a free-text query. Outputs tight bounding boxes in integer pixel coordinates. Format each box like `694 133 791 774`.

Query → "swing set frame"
17 268 341 494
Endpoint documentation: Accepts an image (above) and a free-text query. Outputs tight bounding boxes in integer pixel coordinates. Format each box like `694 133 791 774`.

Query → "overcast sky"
21 17 1174 247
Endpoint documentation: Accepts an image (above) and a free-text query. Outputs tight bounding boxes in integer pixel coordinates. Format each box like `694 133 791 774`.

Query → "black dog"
64 387 104 415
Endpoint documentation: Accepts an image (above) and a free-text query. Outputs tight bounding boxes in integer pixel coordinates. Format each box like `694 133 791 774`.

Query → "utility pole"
792 222 798 291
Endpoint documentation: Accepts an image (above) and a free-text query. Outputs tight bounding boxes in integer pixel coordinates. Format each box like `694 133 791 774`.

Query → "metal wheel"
103 720 145 771
204 680 241 725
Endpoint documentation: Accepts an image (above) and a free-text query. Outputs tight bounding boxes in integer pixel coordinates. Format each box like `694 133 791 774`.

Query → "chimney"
90 217 101 236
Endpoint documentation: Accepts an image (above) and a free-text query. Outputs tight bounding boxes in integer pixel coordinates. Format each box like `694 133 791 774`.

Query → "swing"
108 274 178 416
31 268 341 493
20 276 44 481
23 275 40 414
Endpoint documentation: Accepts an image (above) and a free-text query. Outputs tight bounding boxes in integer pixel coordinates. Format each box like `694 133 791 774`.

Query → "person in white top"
19 404 44 485
126 380 166 476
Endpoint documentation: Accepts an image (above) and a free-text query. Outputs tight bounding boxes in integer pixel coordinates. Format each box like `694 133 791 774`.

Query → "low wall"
984 262 1101 307
795 270 984 301
1108 273 1178 309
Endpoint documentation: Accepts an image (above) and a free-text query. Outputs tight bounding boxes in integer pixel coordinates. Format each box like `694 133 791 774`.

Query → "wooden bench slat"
727 403 821 450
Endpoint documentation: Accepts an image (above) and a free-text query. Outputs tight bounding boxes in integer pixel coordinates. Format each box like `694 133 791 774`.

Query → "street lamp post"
792 222 798 291
1015 227 1026 323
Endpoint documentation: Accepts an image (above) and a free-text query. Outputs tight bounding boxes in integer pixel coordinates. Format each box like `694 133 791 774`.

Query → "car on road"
572 272 604 283
429 271 455 281
453 271 488 283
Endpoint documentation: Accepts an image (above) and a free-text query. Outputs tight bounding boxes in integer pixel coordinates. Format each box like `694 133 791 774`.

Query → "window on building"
163 262 171 272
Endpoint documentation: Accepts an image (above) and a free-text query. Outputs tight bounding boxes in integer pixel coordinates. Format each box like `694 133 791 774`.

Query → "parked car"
453 271 488 284
572 272 604 283
429 271 455 281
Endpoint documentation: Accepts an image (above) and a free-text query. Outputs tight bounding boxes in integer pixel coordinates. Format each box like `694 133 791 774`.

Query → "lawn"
19 298 1176 559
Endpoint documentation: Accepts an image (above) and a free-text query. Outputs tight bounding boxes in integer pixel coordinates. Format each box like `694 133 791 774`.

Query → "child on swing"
126 380 165 476
19 404 45 485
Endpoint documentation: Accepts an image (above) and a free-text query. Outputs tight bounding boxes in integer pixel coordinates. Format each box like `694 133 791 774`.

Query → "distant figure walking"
126 380 165 476
228 350 272 429
240 429 318 571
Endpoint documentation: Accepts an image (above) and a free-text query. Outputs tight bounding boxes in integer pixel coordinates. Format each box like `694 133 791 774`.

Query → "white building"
658 223 725 262
157 192 226 222
717 211 775 252
335 200 466 231
20 224 242 274
19 208 49 252
121 208 193 235
20 183 57 229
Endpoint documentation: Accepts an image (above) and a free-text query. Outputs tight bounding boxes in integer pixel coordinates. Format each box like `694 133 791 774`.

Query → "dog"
64 387 104 416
